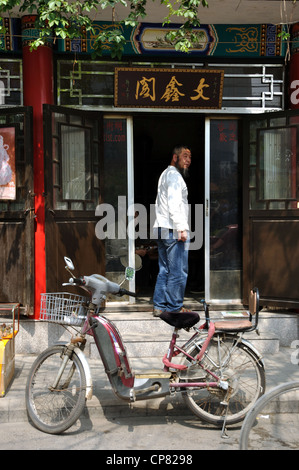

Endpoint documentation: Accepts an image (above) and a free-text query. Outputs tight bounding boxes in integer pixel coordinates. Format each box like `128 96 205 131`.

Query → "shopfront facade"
1 16 299 317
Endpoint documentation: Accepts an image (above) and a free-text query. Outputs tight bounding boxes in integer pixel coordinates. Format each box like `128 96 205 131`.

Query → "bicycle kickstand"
220 396 230 439
220 406 229 439
221 417 229 438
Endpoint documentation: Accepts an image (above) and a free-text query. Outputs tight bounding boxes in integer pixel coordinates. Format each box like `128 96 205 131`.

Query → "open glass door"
243 110 299 307
205 117 242 303
43 105 105 292
44 107 135 299
102 115 135 300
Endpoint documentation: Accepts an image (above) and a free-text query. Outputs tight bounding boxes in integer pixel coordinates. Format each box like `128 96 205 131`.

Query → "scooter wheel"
26 345 87 434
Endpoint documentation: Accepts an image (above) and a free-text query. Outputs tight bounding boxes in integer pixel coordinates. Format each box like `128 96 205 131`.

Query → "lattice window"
0 59 22 106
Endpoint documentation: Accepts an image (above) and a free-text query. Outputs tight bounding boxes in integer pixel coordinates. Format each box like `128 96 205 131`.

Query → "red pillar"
289 23 299 109
22 16 54 318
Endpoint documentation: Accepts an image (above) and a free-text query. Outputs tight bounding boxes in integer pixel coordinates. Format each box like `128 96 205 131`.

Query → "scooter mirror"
64 256 75 271
125 267 135 281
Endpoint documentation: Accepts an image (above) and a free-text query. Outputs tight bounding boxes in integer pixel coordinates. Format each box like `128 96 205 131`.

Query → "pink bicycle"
25 257 265 435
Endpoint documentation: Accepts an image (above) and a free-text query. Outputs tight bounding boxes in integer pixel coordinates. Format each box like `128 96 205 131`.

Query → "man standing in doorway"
153 145 191 317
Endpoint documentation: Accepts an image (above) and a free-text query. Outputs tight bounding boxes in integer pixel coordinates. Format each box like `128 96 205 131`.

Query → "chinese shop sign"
114 67 224 109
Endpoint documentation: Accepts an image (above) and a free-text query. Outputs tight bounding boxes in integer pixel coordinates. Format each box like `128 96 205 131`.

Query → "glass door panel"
258 126 297 207
103 116 135 299
103 117 128 275
206 118 242 302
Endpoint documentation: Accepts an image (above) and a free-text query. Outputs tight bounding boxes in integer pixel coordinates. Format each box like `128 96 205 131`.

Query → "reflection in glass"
61 125 91 201
209 119 241 300
258 127 296 201
103 118 128 275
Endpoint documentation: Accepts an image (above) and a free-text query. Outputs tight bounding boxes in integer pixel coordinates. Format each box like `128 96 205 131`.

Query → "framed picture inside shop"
0 126 16 200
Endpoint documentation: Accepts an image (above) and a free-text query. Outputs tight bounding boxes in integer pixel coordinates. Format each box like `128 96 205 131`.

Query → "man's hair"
172 145 190 158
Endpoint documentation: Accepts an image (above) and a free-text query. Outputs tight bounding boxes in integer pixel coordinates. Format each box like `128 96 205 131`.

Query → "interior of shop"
133 113 205 300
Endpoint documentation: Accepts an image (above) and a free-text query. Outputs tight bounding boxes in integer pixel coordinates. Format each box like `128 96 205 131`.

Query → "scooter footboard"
91 315 135 401
133 371 171 401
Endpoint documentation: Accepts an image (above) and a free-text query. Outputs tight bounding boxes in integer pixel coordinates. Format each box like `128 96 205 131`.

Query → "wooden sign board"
114 67 224 109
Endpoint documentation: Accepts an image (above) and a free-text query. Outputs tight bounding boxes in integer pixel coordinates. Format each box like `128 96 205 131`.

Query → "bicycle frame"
162 324 226 391
73 307 229 403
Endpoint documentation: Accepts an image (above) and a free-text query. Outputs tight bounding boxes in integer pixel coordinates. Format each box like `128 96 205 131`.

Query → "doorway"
133 113 205 299
42 107 243 306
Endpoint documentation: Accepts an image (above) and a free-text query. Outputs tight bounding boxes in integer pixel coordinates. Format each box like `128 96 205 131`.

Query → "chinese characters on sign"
104 119 126 143
217 121 238 143
114 67 224 109
0 127 16 200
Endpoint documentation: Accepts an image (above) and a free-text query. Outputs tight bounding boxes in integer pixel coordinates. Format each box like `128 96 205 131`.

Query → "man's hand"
178 230 188 242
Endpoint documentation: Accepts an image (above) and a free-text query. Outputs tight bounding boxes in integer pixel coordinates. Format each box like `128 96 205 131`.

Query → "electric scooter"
25 256 265 435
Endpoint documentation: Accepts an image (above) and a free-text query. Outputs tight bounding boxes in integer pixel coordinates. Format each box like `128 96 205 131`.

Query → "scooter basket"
39 293 89 326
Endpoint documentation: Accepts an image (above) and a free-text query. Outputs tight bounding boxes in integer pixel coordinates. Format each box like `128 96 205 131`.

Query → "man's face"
176 148 191 177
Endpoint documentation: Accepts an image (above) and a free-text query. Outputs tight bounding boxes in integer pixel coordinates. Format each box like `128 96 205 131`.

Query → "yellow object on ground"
0 337 15 397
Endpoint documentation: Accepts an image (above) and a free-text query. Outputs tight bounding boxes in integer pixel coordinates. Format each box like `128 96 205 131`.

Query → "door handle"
24 208 36 218
48 208 55 216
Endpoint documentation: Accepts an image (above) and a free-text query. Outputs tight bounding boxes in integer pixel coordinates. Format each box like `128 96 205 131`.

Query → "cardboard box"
0 337 15 397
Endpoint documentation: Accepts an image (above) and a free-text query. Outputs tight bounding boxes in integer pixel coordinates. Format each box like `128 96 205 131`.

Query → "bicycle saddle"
160 311 200 329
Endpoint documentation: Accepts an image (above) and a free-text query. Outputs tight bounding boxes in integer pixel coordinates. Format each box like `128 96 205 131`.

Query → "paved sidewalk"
0 347 298 424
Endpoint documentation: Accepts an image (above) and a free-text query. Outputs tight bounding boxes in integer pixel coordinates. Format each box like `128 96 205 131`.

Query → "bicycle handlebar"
69 277 86 286
118 288 137 297
63 256 137 305
67 275 136 302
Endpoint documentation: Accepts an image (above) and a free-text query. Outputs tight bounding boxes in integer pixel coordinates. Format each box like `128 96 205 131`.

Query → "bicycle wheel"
26 345 87 434
239 381 299 450
179 335 265 426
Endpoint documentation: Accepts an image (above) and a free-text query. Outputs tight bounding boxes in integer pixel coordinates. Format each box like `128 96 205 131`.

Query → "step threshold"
104 300 244 313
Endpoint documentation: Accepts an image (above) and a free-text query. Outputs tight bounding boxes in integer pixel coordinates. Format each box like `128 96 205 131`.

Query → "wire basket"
40 293 89 326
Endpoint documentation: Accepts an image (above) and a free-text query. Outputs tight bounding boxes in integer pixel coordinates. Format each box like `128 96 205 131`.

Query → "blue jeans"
153 228 189 312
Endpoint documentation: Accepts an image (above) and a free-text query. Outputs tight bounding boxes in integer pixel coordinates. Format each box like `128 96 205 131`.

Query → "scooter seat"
160 311 200 329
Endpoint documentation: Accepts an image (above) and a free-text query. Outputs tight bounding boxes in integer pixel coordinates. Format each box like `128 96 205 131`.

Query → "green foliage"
0 0 209 55
92 27 127 59
1 0 296 56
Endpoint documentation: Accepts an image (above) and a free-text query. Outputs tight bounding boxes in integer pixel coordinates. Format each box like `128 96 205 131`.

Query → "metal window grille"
0 59 23 107
57 60 284 113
